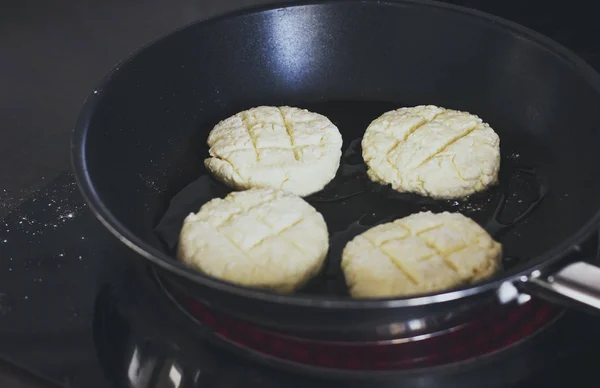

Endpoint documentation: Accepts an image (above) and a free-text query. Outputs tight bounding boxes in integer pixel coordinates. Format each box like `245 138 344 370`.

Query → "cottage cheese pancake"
177 188 329 293
341 211 502 298
362 105 500 199
205 106 343 196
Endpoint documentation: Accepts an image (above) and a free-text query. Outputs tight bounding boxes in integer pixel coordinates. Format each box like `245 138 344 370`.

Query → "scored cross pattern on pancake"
204 106 343 197
362 105 501 199
341 211 502 298
177 188 329 293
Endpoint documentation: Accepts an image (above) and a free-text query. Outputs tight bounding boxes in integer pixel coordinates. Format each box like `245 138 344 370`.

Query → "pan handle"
522 261 600 313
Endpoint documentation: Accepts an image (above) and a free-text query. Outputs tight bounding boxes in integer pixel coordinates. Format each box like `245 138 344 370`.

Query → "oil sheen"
157 101 548 297
301 102 547 296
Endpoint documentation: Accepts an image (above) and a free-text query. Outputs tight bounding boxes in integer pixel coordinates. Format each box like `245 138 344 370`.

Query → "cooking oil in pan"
301 121 547 295
155 101 549 296
309 137 547 231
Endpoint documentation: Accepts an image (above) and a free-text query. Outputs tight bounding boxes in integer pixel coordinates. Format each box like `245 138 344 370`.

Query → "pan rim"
71 0 600 309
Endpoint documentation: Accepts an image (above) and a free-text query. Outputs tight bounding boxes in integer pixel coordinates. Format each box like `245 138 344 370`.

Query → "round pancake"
205 106 343 196
177 188 329 293
362 105 500 199
341 211 502 298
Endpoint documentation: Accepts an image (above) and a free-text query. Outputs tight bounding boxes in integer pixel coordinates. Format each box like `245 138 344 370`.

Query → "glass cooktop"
1 173 600 388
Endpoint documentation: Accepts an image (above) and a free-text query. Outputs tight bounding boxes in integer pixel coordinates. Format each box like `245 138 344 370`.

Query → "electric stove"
1 172 600 388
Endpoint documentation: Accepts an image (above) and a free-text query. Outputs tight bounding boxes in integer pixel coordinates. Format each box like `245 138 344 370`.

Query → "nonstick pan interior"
154 100 551 297
74 1 600 302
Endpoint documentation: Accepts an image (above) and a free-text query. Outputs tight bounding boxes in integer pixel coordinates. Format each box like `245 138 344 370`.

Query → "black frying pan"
71 0 600 340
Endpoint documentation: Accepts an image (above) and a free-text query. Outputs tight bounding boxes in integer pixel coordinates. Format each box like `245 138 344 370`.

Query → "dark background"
1 0 599 218
0 0 286 217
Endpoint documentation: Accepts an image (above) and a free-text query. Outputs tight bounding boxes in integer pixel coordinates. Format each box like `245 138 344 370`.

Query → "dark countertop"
2 0 600 387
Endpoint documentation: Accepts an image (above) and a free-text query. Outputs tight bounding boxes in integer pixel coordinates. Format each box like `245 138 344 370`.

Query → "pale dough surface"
362 105 500 199
341 211 502 298
177 188 329 293
205 106 343 197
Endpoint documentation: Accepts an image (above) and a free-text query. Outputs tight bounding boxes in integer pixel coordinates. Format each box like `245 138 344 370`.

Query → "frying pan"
71 0 600 340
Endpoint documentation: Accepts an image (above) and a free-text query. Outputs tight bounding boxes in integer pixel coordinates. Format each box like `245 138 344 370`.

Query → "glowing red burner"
165 283 560 371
